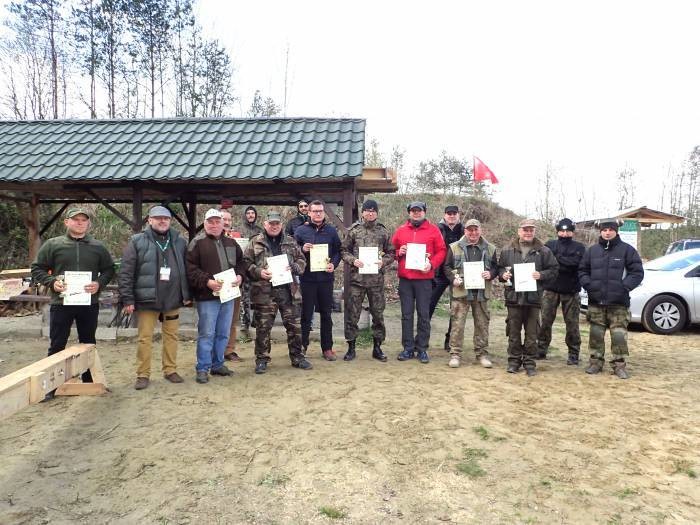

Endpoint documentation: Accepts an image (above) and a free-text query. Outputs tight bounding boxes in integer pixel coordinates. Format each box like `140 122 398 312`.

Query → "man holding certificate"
186 208 245 384
497 219 558 376
391 201 446 363
294 200 342 361
31 207 115 400
443 219 498 368
340 199 395 362
244 210 312 374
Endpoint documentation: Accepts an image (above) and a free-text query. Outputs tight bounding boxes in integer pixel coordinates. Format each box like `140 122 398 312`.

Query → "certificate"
358 246 379 274
213 268 240 303
234 237 249 251
462 261 485 289
405 243 427 270
514 263 537 292
310 243 329 272
0 278 27 300
267 255 293 287
63 271 92 306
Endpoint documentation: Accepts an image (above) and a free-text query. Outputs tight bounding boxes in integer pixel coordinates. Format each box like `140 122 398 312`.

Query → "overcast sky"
196 0 700 219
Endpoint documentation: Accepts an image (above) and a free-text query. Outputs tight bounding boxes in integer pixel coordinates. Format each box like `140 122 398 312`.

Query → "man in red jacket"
391 201 447 363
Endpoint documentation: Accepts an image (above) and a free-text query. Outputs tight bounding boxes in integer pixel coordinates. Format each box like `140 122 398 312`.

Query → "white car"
582 249 700 334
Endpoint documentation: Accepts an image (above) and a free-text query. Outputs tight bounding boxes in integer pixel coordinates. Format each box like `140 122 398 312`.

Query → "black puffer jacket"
436 220 464 277
578 235 644 307
542 237 586 294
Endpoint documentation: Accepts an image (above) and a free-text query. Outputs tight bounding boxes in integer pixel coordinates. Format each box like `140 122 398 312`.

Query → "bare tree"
616 166 637 210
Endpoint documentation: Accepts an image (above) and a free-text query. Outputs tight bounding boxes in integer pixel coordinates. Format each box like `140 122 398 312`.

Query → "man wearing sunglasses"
285 199 311 237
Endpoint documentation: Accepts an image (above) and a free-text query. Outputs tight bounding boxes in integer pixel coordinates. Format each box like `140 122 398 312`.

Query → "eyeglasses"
299 204 309 208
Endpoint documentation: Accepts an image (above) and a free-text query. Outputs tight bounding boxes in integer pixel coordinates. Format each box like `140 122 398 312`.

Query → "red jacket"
391 219 447 280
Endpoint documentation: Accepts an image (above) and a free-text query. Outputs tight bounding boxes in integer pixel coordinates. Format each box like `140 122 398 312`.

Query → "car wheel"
641 294 687 335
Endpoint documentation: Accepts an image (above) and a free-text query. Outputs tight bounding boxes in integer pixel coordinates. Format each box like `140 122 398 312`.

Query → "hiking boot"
526 368 537 377
322 349 337 361
585 358 604 374
535 350 547 360
343 340 356 361
443 333 450 352
397 349 414 361
224 352 242 362
448 355 460 368
210 365 234 376
372 338 387 362
479 355 493 368
417 350 429 364
255 361 267 375
293 359 313 370
196 371 209 384
567 352 580 366
164 372 184 384
134 377 150 390
507 364 520 374
611 360 629 379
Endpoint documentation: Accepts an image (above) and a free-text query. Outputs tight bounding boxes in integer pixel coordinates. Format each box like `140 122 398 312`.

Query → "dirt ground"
1 303 699 525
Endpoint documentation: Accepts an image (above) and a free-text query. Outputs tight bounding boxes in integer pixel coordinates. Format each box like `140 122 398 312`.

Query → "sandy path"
1 306 699 524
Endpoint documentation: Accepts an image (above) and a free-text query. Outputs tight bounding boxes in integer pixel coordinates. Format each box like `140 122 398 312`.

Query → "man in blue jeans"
186 208 246 384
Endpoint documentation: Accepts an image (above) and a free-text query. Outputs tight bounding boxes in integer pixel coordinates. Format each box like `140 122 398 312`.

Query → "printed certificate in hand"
213 268 240 303
63 271 93 305
358 246 379 274
514 263 537 292
267 254 293 287
310 243 329 272
405 243 427 270
234 237 249 251
462 261 485 289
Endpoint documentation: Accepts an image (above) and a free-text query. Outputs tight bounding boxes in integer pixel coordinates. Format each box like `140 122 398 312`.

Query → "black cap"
596 218 623 231
444 205 459 214
362 199 379 212
556 218 575 232
407 201 427 212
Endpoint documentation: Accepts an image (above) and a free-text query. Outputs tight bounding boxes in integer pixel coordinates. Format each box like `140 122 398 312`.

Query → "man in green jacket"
31 207 115 400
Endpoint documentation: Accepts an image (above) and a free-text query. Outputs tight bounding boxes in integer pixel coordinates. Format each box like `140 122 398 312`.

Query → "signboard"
619 219 638 250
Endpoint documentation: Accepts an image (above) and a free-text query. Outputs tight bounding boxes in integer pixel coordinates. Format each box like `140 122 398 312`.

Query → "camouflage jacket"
444 237 498 300
340 220 395 287
243 232 306 305
236 221 264 239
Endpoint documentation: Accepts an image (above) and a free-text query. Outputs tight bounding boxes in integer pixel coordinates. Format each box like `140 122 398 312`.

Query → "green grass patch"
319 506 347 519
673 460 697 478
473 425 490 440
258 471 290 487
456 447 488 477
614 487 638 499
355 327 374 347
539 479 552 488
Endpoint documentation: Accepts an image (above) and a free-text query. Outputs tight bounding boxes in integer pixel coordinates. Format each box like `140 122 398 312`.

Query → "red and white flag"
473 156 499 184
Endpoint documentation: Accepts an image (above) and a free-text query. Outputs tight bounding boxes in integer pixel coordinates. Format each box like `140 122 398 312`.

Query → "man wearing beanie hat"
340 199 395 362
233 205 265 343
578 217 643 379
535 218 586 364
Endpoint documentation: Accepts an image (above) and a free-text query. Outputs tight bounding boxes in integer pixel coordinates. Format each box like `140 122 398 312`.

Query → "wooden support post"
0 344 108 420
185 196 197 240
132 185 143 233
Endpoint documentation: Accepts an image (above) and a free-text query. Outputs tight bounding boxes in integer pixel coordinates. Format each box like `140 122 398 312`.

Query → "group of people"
30 198 644 397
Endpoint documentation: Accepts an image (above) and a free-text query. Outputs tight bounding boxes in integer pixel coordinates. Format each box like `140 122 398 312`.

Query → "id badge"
159 267 171 281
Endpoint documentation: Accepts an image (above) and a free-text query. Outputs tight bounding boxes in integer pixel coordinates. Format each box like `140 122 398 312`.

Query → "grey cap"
148 205 171 218
266 210 283 222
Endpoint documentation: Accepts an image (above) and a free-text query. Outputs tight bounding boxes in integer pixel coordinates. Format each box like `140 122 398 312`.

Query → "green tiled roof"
0 118 366 183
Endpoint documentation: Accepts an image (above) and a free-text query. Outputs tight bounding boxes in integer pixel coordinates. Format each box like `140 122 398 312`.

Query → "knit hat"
556 218 575 232
595 218 623 231
362 199 379 212
244 205 258 218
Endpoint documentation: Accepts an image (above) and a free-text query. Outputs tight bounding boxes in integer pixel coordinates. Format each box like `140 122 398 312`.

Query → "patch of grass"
489 299 505 311
462 447 488 460
457 447 488 477
673 460 697 478
355 327 374 347
607 514 622 525
432 302 451 318
258 471 290 487
614 487 638 499
539 479 552 488
319 506 347 519
473 425 490 440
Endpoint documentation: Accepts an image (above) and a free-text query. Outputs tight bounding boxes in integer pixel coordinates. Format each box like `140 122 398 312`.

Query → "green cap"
66 207 91 219
266 211 283 222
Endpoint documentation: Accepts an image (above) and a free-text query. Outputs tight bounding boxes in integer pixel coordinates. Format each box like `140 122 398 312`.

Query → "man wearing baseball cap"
578 218 643 379
536 218 586 364
118 205 192 390
31 207 115 400
497 219 558 376
391 201 447 363
186 208 246 384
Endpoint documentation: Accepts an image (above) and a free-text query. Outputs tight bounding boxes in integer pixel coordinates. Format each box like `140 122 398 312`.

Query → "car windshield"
646 250 700 271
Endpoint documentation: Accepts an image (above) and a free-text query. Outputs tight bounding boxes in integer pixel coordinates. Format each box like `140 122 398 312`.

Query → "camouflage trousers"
253 291 304 365
506 305 540 370
344 284 386 342
448 298 490 358
537 290 581 355
587 305 630 362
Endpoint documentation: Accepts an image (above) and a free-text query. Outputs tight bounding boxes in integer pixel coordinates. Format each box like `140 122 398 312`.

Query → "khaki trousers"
224 298 241 356
136 309 180 378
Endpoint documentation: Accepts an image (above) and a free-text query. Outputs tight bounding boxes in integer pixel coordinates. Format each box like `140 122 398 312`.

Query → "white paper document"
234 237 249 251
310 244 329 272
405 243 427 270
267 255 293 287
213 268 240 303
358 246 379 274
462 261 485 289
0 278 27 301
514 263 537 292
63 271 93 305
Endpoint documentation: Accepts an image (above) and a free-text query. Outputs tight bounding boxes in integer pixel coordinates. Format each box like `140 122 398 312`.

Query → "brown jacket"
186 231 245 301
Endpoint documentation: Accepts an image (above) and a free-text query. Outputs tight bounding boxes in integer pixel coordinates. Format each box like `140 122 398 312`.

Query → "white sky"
196 0 700 219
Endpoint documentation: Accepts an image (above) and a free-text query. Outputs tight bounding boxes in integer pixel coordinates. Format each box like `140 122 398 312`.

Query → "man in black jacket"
536 218 586 364
118 206 192 390
578 218 644 379
428 205 465 350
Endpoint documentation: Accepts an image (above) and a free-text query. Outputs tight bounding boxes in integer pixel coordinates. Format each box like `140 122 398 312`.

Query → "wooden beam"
40 202 70 236
86 189 135 229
